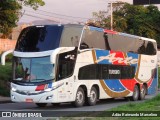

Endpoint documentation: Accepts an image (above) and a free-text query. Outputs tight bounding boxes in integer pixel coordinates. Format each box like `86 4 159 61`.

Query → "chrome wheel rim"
90 90 96 102
134 87 138 99
76 91 83 103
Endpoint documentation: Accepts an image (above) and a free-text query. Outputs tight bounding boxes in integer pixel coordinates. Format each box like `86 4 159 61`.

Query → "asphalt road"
0 92 159 118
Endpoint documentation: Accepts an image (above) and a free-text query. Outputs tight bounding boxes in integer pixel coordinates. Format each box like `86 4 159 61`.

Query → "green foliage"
0 0 45 38
0 63 12 82
0 86 9 96
0 0 21 38
76 94 160 119
0 63 12 96
158 68 160 88
93 3 160 44
5 53 13 63
22 0 45 10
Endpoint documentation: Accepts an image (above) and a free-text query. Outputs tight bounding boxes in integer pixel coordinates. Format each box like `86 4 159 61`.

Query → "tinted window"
106 33 157 55
145 41 157 55
78 64 135 80
80 29 106 50
121 66 135 79
15 25 63 52
78 64 100 79
60 25 83 47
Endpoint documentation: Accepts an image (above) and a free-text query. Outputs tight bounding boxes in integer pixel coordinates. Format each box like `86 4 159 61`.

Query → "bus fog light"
46 95 53 100
11 87 16 92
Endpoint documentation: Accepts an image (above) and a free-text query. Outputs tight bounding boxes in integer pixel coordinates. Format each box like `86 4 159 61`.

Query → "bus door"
56 51 76 102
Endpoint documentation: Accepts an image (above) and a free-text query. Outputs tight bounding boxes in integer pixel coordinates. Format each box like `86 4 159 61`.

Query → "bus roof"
104 29 156 43
35 24 156 43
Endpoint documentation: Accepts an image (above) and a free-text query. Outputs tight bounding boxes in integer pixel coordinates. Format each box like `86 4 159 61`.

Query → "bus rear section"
76 27 158 103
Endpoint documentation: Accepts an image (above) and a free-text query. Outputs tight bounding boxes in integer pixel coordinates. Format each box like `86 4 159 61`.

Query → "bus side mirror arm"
1 49 14 65
50 48 63 64
50 47 75 64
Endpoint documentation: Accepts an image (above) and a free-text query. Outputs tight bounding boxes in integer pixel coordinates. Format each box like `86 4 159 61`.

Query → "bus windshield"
15 25 83 52
15 25 63 52
13 56 55 83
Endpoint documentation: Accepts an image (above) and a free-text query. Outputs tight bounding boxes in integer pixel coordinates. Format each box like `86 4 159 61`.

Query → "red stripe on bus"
35 84 46 91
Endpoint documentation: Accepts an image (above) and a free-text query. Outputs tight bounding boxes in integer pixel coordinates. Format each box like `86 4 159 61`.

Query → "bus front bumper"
11 91 58 103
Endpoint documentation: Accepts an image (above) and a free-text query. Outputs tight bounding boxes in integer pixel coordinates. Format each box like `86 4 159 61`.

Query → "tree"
19 0 45 10
92 3 160 44
0 0 45 38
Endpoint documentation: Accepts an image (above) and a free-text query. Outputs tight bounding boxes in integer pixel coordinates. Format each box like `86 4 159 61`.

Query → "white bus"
1 24 158 107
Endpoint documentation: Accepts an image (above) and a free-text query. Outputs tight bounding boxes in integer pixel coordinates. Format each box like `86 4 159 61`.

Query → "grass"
60 94 160 120
0 53 13 96
0 63 12 81
158 68 160 88
107 94 160 111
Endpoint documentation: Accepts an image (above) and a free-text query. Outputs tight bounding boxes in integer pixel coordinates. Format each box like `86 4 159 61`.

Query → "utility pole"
110 2 113 30
108 1 124 30
109 1 118 30
108 2 113 30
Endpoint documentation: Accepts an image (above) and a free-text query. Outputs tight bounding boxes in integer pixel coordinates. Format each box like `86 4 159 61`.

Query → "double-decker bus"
1 24 158 107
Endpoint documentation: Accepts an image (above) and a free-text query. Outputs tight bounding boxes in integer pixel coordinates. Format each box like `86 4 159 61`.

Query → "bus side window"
146 41 156 55
80 30 92 49
137 41 146 54
80 30 106 50
71 36 79 47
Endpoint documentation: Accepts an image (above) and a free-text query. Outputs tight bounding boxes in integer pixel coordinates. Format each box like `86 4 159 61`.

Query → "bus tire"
87 87 98 106
131 85 139 101
35 103 47 107
139 85 147 100
72 87 85 107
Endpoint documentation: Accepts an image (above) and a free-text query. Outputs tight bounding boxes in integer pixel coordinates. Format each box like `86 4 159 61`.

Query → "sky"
18 0 133 24
18 0 160 24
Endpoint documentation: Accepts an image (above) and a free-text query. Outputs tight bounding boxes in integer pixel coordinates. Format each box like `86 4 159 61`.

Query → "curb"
0 96 12 104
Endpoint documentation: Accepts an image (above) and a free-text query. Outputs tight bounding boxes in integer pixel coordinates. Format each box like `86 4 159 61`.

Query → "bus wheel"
35 103 47 107
87 87 98 106
72 87 85 107
131 85 139 101
139 85 147 100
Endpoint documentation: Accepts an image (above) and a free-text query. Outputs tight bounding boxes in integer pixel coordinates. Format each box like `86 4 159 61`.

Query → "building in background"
0 24 30 54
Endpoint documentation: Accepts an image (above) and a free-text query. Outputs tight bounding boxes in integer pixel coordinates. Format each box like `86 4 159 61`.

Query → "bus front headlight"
44 82 64 92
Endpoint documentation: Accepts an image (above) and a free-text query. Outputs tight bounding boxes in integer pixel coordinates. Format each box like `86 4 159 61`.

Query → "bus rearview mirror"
1 49 14 65
50 47 75 64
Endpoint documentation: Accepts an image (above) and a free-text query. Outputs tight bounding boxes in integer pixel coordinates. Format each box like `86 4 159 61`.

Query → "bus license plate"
26 99 33 102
